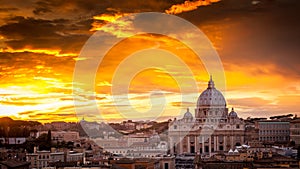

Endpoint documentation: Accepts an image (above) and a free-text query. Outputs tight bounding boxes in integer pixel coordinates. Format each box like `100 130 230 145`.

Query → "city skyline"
0 0 300 123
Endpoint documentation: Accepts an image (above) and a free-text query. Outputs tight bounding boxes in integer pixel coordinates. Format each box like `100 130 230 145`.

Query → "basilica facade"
168 76 245 156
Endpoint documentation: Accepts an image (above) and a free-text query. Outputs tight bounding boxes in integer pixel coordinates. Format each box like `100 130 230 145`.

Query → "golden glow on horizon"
1 31 299 122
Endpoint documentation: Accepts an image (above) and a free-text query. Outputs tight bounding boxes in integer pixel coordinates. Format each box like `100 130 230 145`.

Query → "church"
168 76 245 156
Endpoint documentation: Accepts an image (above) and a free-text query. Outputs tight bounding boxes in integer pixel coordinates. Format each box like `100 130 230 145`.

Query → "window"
190 146 195 154
164 162 169 169
218 135 223 143
219 146 223 151
204 135 209 143
205 146 209 153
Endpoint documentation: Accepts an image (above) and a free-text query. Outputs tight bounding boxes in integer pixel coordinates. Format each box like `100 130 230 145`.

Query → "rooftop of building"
0 159 30 168
258 120 290 124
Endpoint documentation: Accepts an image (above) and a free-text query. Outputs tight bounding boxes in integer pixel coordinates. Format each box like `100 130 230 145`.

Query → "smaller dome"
183 108 193 119
229 108 238 118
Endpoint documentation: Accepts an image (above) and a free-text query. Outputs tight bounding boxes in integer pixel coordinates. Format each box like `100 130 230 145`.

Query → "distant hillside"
0 117 41 126
0 117 41 137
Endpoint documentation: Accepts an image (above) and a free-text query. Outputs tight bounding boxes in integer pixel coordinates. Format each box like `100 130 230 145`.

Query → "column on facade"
224 135 227 151
202 136 204 154
241 135 244 145
187 136 190 153
195 135 198 153
179 136 182 154
214 135 217 152
170 137 174 154
216 135 219 151
231 134 234 149
209 136 212 155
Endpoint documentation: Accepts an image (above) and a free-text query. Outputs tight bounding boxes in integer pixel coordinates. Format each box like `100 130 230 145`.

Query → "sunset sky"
0 0 299 123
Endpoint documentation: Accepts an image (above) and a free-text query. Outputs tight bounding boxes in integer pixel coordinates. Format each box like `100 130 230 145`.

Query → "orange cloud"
90 13 130 32
165 0 221 14
0 47 77 57
93 13 129 23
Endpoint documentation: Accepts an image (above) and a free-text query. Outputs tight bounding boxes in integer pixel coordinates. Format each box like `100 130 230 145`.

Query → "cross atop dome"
208 75 215 89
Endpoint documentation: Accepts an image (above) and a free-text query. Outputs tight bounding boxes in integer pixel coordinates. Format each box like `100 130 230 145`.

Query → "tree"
23 141 36 153
47 130 52 142
36 133 51 151
290 140 296 147
22 127 30 137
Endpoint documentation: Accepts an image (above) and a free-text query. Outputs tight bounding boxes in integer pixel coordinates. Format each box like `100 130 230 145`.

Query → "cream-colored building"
38 131 79 142
26 148 84 169
26 150 64 169
258 120 290 143
95 134 168 158
168 77 245 156
290 118 300 145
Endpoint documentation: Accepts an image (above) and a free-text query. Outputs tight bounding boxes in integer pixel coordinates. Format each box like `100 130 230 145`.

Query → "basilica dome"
197 76 226 107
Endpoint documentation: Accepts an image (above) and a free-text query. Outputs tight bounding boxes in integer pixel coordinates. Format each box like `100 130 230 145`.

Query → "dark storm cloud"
108 0 180 13
32 0 110 18
0 16 91 53
33 4 52 15
0 7 18 12
32 0 182 16
0 0 299 77
176 0 300 77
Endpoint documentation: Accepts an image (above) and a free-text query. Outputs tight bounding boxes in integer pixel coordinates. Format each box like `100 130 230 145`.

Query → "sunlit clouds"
1 47 78 57
90 13 130 32
165 0 221 14
0 0 299 123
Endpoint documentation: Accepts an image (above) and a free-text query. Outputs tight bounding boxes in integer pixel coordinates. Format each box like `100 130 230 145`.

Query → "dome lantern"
208 75 215 89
